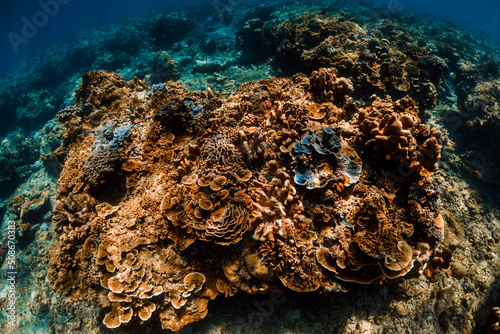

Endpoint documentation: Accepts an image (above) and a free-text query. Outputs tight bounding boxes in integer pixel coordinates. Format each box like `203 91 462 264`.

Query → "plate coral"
49 68 447 331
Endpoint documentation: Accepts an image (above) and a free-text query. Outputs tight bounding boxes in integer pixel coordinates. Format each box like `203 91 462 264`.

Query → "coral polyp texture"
49 69 446 331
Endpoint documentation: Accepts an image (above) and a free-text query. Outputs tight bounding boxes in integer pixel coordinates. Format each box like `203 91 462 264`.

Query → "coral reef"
488 307 500 334
49 68 446 331
17 89 60 132
0 131 42 197
454 79 500 186
2 1 500 333
148 51 181 84
237 11 447 109
148 12 196 49
357 94 442 178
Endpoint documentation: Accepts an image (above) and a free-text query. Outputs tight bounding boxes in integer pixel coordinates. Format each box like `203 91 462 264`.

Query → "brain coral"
49 69 447 331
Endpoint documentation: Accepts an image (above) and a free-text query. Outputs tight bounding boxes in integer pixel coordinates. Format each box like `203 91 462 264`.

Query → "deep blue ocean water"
371 0 500 39
1 0 500 76
0 0 187 75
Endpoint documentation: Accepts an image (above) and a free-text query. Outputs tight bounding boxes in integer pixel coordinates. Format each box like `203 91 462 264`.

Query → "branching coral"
49 69 447 331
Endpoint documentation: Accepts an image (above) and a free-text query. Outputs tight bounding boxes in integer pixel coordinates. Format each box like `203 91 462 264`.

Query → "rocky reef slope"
0 1 500 333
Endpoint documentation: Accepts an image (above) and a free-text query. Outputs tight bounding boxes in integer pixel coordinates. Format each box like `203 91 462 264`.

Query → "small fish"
449 72 457 79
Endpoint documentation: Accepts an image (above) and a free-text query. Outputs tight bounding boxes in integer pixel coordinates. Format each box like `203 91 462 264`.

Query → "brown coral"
488 307 500 334
238 12 446 109
49 69 446 331
357 95 442 178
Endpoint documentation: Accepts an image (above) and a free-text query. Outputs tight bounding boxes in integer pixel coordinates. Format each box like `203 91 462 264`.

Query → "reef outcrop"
455 79 500 186
49 69 446 331
237 12 446 109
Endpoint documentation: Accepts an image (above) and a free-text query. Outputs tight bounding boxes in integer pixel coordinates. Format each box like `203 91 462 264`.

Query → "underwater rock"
102 26 143 55
17 89 59 132
49 69 445 331
192 59 230 74
237 12 446 109
148 12 196 49
236 18 274 62
455 79 500 186
148 51 181 84
0 131 41 196
459 80 500 140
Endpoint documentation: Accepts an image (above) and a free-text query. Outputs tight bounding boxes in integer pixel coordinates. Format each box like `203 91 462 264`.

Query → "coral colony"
3 0 500 330
49 66 447 331
4 0 500 331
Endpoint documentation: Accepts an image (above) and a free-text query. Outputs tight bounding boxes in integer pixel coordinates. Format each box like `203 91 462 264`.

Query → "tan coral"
159 306 209 333
184 272 206 294
244 248 277 282
137 301 156 321
187 191 254 246
357 95 442 176
216 279 237 297
384 240 413 272
49 69 446 332
103 304 122 329
108 292 132 303
95 202 120 217
210 176 227 191
103 303 132 329
122 158 145 172
316 247 340 274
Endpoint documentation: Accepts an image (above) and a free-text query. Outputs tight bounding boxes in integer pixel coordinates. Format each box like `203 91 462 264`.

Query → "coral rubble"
49 68 446 331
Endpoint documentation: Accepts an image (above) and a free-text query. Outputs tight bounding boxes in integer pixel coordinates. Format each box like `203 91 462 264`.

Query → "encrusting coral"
237 12 446 109
48 69 447 331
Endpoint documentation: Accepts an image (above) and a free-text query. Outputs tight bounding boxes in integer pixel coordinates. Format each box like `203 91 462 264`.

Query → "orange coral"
488 307 500 334
49 69 446 331
357 95 442 177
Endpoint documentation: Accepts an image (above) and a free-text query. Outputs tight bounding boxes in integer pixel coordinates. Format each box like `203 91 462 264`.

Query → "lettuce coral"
49 69 446 331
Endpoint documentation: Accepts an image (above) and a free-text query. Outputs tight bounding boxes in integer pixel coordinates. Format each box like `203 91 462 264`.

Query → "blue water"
1 0 500 76
370 0 500 40
0 0 198 75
